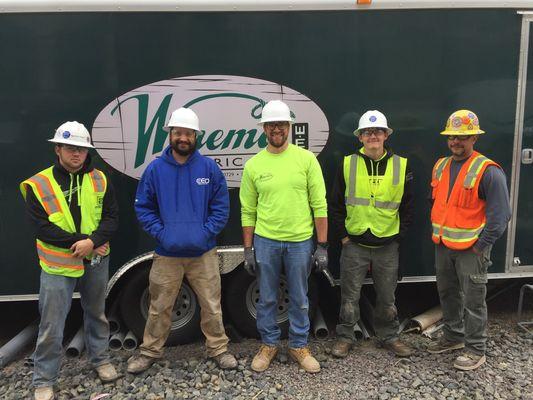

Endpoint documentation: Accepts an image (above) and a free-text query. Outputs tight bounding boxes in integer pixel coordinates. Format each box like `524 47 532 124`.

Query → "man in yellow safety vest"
330 110 414 358
20 121 119 400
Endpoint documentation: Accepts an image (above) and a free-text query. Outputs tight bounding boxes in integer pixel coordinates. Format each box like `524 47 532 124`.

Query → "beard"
267 133 289 148
171 139 196 156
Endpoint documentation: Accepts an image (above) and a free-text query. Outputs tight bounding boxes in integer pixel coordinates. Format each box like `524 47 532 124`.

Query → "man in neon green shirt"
330 110 415 358
240 100 328 374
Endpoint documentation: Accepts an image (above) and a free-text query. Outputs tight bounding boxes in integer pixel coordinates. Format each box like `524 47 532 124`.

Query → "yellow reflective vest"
343 152 407 238
20 166 108 277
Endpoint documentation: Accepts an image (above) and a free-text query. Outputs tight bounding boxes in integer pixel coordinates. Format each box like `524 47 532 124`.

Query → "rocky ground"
1 284 532 399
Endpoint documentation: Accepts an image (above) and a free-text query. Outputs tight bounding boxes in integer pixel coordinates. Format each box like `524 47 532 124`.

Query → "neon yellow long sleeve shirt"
240 144 327 242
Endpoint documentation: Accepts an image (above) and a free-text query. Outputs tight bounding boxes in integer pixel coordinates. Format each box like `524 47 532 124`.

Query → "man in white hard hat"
427 110 510 371
240 100 328 373
330 110 415 358
127 107 237 373
20 122 119 400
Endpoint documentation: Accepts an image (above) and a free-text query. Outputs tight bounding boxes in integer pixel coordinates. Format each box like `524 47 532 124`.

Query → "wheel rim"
140 282 197 330
246 277 289 324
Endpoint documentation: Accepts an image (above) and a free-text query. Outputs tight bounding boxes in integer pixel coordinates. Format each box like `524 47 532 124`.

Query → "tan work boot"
95 363 120 382
34 386 54 400
288 346 320 373
427 337 465 354
453 351 486 371
382 339 414 357
331 340 352 358
212 351 238 369
127 354 157 374
251 344 278 372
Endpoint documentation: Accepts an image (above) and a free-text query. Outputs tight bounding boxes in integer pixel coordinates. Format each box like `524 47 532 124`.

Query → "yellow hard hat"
440 110 485 135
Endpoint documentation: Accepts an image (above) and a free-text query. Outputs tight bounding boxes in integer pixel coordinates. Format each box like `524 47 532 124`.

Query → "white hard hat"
164 107 200 132
259 100 293 125
354 110 393 136
48 121 94 148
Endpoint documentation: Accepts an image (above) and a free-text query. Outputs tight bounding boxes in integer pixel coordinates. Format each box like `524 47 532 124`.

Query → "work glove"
243 247 257 276
312 242 329 273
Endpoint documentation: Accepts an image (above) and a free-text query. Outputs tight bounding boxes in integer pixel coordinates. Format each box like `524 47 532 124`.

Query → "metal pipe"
106 300 121 336
355 320 370 340
404 306 442 334
0 320 39 368
312 307 329 340
122 330 138 351
108 331 125 351
65 327 85 358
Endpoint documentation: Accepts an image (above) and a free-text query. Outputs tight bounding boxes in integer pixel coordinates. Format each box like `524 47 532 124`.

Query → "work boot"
331 340 352 358
453 351 486 371
95 363 120 382
34 386 54 400
127 354 157 374
427 337 465 354
251 344 278 372
288 346 320 373
382 339 414 357
212 351 238 369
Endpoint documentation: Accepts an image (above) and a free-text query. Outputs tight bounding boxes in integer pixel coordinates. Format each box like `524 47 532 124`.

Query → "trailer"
1 0 532 344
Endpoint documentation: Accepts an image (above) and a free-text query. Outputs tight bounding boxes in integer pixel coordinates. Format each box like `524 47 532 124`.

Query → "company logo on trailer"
91 75 329 188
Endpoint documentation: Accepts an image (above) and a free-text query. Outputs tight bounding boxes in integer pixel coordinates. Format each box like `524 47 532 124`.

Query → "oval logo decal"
92 75 329 188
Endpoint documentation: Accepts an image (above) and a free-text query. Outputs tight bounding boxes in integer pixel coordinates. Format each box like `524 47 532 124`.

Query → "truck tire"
119 264 201 346
223 265 318 339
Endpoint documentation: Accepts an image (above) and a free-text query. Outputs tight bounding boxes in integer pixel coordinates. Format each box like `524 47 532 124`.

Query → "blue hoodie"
135 146 229 257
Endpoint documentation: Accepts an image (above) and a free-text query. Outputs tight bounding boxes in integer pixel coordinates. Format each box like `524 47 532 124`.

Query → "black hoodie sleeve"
87 178 119 248
329 163 349 240
398 160 414 240
24 187 88 248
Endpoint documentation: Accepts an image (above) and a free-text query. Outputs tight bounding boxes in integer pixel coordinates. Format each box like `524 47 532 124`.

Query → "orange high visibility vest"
20 167 107 277
430 151 500 250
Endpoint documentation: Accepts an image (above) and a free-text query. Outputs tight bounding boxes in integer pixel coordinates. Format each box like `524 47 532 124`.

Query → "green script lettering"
197 129 267 150
111 93 172 168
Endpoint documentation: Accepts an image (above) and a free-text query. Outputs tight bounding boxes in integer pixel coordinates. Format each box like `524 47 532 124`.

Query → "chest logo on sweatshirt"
92 75 329 188
196 178 210 186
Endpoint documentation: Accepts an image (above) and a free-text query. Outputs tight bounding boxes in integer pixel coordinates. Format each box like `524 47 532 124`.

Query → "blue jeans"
254 234 313 348
33 257 111 388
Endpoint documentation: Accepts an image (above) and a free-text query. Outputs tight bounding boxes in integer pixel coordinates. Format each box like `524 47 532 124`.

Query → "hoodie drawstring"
68 173 74 205
77 174 81 207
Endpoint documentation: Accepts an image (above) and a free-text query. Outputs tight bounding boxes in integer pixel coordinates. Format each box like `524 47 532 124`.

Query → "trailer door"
509 12 533 271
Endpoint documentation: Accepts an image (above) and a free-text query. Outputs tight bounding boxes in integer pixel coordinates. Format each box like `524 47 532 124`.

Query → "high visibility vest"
20 166 108 277
343 153 407 238
430 151 500 250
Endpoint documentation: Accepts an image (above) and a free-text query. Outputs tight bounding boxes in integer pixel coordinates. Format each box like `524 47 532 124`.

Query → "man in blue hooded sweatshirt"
127 107 237 373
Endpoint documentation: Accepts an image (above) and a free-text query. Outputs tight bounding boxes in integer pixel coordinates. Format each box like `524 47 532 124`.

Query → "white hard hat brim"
163 124 201 133
258 118 293 126
48 138 95 148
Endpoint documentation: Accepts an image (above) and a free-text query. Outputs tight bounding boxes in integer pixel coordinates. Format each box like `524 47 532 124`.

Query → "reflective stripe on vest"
21 167 107 277
463 155 490 188
89 170 106 192
346 154 402 210
343 153 406 238
433 157 451 181
26 174 62 214
36 241 84 270
430 152 499 250
431 223 485 242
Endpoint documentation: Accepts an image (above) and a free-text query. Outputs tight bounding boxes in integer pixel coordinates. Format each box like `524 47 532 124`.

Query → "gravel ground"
1 288 532 399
